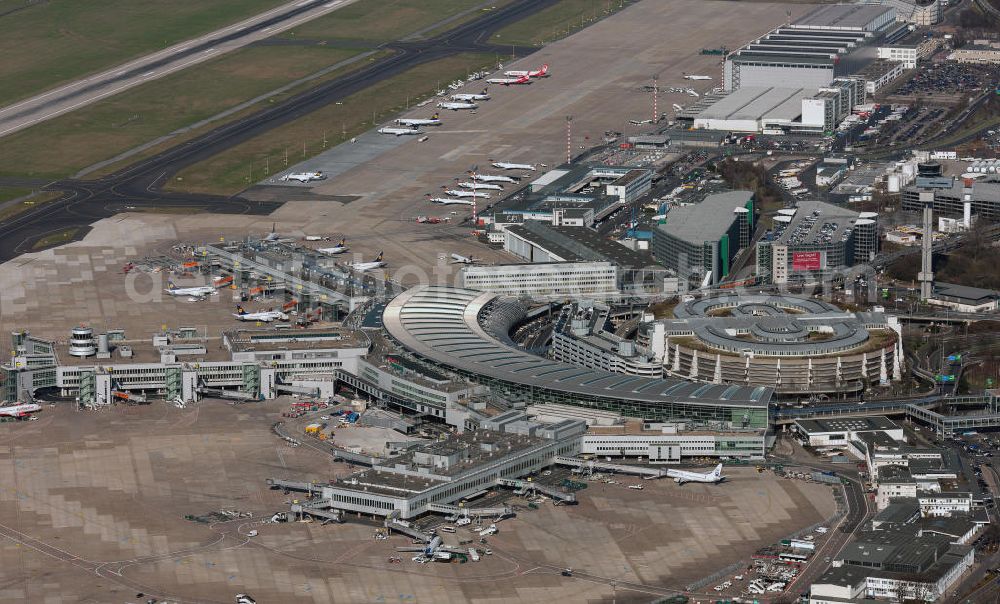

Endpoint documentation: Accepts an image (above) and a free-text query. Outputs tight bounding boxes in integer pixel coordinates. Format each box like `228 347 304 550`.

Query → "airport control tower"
914 162 951 302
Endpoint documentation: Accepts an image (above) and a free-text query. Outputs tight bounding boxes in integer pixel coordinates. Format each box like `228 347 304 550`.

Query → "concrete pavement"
0 0 358 139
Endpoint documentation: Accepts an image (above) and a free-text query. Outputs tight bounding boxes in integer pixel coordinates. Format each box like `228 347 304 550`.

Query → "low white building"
918 491 972 517
928 282 999 313
794 416 904 447
948 45 1000 64
458 262 619 299
580 421 766 461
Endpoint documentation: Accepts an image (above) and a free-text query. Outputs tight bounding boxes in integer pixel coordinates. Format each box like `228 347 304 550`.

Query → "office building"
650 190 754 286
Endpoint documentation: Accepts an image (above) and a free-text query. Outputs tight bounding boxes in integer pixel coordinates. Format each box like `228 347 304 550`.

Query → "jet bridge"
427 502 512 517
196 387 258 401
497 478 577 503
273 383 321 397
267 478 325 497
555 455 667 479
385 515 434 543
292 498 344 523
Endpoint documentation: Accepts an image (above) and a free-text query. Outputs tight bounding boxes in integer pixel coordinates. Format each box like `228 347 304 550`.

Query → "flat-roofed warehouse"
694 86 815 132
724 4 896 91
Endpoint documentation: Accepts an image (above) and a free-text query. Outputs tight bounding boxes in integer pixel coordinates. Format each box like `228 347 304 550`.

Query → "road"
0 0 357 139
0 0 560 260
773 444 872 600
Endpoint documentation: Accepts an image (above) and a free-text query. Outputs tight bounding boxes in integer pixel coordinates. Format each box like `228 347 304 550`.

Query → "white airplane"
451 253 480 264
348 251 386 272
444 189 490 199
0 403 41 418
317 238 348 254
630 119 653 125
492 161 536 171
263 222 282 242
303 235 328 241
457 181 503 191
504 63 549 78
687 89 700 98
672 103 685 112
427 196 475 206
378 126 424 136
684 74 712 80
452 88 490 102
397 536 443 556
396 113 441 127
666 463 724 485
486 74 530 86
281 171 325 183
165 281 217 297
437 101 478 111
469 172 517 183
233 306 288 322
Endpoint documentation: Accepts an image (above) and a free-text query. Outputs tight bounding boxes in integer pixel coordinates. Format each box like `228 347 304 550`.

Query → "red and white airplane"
0 403 41 419
486 74 530 86
503 63 549 78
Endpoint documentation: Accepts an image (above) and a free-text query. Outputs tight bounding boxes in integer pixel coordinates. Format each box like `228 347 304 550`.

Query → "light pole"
566 115 573 164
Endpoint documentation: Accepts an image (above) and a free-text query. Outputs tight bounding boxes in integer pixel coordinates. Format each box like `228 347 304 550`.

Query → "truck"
468 547 480 562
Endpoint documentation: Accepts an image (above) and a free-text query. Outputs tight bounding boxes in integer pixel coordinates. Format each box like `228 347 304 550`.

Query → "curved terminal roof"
383 286 771 408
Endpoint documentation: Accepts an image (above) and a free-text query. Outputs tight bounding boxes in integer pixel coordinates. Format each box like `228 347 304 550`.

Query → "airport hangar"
381 285 772 429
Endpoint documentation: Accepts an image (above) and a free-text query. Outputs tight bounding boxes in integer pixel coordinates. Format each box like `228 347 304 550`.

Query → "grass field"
0 186 32 205
491 0 629 46
0 191 62 223
30 227 81 251
281 0 490 41
169 52 495 195
0 46 363 179
0 0 287 106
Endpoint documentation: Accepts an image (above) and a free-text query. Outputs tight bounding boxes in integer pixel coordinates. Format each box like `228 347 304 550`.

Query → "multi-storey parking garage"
638 293 902 398
382 286 772 428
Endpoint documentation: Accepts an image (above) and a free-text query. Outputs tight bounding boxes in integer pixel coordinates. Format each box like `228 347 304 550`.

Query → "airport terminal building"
636 294 903 397
382 286 772 429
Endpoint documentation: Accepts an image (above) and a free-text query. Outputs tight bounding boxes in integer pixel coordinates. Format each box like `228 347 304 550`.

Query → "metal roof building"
693 87 814 132
724 5 895 91
382 286 772 427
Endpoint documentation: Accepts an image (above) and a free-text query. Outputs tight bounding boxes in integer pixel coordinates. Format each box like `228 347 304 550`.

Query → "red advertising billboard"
791 251 822 271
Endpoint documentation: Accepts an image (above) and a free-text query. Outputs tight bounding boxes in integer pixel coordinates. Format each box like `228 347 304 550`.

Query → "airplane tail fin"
482 87 488 94
236 305 246 315
713 463 723 478
431 112 439 120
375 251 384 262
539 64 548 75
339 238 346 247
167 281 176 289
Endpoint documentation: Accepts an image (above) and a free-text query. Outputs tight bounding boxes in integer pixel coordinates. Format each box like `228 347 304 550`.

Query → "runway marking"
0 0 349 126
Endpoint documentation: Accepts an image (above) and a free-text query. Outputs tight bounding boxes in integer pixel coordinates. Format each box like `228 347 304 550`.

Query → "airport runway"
0 0 560 261
0 0 358 139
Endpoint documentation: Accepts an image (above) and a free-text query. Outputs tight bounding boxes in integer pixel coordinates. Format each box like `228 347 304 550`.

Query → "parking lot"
888 61 1000 103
